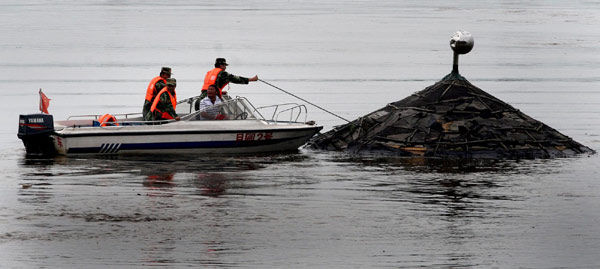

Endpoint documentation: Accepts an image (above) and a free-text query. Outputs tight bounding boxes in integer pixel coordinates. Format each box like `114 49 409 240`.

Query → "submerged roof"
307 75 594 158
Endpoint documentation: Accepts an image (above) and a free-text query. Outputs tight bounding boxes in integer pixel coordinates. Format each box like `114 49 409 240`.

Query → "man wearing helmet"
200 58 258 99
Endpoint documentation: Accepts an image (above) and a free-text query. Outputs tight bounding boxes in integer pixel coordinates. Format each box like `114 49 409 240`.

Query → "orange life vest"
201 68 228 95
150 88 177 120
98 114 119 127
145 76 167 102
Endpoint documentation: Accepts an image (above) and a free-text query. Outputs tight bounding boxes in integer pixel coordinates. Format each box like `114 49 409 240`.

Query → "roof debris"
307 76 594 159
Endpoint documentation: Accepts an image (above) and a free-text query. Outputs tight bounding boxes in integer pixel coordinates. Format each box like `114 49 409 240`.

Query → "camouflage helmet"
166 78 176 86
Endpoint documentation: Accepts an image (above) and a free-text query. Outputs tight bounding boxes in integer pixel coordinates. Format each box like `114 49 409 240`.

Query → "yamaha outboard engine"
17 113 57 156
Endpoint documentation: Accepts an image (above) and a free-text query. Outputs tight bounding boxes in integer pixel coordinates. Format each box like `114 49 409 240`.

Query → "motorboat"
18 96 322 156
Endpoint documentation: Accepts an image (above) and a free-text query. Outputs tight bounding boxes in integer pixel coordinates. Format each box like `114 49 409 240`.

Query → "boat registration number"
236 132 273 141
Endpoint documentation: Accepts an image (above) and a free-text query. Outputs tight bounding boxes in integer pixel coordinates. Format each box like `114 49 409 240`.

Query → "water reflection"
17 186 53 205
320 154 537 268
327 153 531 208
328 153 520 173
195 173 227 197
12 150 593 268
140 163 177 199
140 170 230 197
16 152 313 200
143 174 175 187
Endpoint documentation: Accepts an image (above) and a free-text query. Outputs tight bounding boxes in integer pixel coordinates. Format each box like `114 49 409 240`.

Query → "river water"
1 1 600 268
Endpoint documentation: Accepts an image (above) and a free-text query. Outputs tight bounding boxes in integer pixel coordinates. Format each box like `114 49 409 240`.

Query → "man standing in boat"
150 78 180 121
143 67 172 121
200 58 258 99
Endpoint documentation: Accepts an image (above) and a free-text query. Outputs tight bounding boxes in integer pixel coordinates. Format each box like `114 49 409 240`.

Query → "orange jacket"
150 88 177 120
202 68 228 95
145 76 167 102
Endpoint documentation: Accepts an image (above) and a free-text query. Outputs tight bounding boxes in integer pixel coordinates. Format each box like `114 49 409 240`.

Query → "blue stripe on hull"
67 137 300 154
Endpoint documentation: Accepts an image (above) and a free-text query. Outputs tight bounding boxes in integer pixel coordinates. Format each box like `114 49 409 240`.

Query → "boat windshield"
180 97 263 121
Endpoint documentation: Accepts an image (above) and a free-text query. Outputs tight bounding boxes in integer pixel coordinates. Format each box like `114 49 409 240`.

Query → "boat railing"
62 96 307 127
181 96 265 121
254 103 297 120
275 104 307 123
62 112 180 128
255 103 307 123
176 96 202 115
67 112 142 120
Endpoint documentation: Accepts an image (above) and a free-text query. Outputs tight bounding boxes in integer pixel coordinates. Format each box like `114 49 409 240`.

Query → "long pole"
259 79 351 123
452 51 459 75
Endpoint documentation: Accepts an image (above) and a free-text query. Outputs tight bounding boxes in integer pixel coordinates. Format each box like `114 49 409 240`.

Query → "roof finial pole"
449 30 474 76
452 50 459 75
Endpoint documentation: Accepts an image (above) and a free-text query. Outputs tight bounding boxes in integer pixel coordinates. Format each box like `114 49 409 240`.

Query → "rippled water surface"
1 1 600 268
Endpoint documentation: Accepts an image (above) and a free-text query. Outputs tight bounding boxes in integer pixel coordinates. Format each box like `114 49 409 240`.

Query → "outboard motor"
17 113 57 156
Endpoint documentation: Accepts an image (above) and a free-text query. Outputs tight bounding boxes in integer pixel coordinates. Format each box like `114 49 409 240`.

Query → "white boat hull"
52 120 321 155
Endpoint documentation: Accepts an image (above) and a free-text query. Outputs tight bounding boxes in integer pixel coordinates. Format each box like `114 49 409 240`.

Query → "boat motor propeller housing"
17 113 57 156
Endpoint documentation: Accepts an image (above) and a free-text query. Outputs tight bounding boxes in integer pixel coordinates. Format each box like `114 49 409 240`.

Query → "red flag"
39 89 50 114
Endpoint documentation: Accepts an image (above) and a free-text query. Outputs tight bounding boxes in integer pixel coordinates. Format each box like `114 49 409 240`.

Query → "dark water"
2 1 600 268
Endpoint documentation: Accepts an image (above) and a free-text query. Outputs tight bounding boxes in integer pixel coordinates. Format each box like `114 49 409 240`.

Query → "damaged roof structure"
307 31 594 158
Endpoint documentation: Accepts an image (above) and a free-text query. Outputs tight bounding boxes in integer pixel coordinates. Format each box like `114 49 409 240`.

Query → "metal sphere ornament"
450 30 474 54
